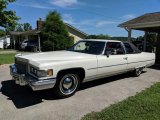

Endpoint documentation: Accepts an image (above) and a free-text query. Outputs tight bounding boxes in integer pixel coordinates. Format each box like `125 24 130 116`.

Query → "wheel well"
57 68 85 82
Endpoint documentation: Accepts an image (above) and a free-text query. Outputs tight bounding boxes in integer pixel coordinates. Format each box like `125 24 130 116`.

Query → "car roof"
82 39 121 43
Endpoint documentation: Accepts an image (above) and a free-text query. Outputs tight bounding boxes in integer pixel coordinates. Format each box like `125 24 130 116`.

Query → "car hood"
16 51 96 67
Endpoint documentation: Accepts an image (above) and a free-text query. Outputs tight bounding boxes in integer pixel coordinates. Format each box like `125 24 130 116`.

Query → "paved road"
0 65 159 120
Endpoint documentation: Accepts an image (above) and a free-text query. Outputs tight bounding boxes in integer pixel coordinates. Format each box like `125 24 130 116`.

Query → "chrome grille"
15 60 28 74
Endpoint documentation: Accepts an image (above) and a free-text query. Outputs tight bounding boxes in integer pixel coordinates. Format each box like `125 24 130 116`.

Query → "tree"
86 34 136 42
23 23 32 31
0 29 6 37
15 24 23 32
136 33 157 46
86 34 111 39
41 11 74 51
136 36 144 41
0 0 19 30
14 23 32 32
111 37 136 41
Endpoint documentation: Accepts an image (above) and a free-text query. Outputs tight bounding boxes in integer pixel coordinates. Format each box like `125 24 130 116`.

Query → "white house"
65 23 88 43
0 35 10 49
0 39 3 49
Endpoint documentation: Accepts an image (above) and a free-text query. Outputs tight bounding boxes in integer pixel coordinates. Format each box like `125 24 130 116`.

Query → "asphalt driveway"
0 65 159 120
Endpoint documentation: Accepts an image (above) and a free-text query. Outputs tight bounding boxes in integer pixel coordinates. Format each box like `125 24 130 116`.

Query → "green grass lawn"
82 83 160 120
0 49 34 65
0 53 16 65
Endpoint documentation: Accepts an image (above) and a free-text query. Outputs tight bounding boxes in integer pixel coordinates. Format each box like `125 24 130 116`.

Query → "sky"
7 0 160 37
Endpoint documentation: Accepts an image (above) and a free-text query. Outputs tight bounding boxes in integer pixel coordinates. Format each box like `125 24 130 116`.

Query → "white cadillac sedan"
10 39 155 97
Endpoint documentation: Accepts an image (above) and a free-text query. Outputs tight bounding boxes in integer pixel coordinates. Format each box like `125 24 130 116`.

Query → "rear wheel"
133 67 143 77
54 73 80 98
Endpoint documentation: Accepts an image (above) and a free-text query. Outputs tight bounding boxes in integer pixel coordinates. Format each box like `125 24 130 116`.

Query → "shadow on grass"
0 71 146 109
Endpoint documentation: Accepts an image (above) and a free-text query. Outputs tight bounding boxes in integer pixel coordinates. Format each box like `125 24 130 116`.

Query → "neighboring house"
37 18 88 43
9 30 41 50
0 35 10 49
65 23 88 43
9 18 88 51
0 40 3 49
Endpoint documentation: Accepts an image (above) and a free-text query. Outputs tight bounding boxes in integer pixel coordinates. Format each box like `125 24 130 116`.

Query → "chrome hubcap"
63 78 73 89
60 74 78 95
136 68 142 75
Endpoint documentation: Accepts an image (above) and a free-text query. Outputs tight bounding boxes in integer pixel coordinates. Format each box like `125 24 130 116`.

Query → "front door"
97 42 128 78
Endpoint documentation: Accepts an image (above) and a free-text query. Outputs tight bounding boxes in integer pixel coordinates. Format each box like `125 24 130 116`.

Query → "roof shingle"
119 12 160 28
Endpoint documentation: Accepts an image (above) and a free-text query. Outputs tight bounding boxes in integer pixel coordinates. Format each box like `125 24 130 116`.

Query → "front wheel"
54 73 80 98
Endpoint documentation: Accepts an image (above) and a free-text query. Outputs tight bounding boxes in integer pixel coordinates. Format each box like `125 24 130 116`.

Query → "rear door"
123 42 144 70
97 42 128 78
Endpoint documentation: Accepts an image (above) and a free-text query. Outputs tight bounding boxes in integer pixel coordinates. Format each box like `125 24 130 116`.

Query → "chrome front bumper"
10 64 56 91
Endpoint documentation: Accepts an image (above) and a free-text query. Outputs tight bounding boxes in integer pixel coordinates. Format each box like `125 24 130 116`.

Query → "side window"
123 43 134 54
130 43 141 53
106 42 125 55
74 42 86 51
124 42 141 54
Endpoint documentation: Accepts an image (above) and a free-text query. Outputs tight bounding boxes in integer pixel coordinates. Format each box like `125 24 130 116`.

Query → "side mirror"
105 50 110 58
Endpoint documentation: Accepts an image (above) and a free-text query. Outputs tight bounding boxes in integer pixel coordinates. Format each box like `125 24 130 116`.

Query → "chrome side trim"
87 59 155 70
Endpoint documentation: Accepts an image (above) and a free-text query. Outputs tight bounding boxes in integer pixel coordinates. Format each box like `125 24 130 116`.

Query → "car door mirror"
105 50 111 58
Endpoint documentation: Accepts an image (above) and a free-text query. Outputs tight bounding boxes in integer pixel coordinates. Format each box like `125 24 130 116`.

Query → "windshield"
68 41 105 55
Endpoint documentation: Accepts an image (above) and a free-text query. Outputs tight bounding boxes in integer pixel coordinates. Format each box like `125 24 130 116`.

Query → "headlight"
37 70 47 77
30 66 53 77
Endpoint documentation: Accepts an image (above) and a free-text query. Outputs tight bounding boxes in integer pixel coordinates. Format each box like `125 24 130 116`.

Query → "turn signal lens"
47 69 53 76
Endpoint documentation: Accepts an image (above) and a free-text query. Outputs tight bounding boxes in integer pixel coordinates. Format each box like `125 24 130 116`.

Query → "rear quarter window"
123 42 141 54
